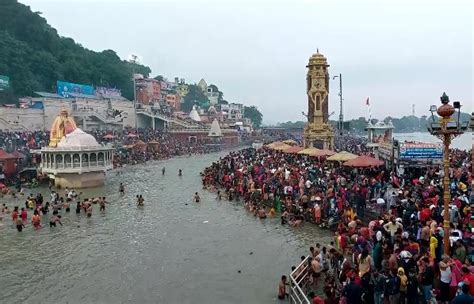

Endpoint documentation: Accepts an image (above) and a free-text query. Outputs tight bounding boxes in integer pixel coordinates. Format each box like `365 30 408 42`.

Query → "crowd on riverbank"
201 145 473 303
0 128 214 186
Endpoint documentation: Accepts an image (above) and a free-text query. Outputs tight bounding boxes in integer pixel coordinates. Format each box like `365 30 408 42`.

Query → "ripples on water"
0 151 332 304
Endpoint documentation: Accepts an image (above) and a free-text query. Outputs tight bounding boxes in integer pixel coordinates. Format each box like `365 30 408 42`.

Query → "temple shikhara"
40 110 113 188
303 50 335 150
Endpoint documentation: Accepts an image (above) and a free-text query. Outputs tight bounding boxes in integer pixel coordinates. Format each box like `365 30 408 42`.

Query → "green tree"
0 0 152 102
182 84 209 112
244 106 263 128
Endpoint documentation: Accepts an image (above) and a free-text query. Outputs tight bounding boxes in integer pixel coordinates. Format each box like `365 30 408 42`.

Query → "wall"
0 107 45 131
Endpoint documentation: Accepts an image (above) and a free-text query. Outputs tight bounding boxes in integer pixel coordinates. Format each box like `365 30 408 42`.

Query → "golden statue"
49 109 77 147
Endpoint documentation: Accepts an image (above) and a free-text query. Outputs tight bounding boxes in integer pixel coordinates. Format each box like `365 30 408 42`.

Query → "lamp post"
332 74 343 135
427 92 469 255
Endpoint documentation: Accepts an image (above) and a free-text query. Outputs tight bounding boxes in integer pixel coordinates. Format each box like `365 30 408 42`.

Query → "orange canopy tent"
343 155 384 168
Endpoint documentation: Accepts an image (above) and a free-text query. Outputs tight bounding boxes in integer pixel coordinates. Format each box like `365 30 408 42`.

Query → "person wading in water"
137 195 144 206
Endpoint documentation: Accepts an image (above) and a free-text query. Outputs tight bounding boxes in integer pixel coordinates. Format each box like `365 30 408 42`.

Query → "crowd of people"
0 128 216 187
0 188 109 231
201 144 473 303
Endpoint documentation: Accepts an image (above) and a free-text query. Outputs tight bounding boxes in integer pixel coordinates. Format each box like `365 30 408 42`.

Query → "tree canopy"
244 106 263 128
0 0 151 103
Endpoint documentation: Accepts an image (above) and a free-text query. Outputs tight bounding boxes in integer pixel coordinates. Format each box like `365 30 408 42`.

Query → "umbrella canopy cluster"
297 147 335 157
343 155 383 167
327 151 358 162
0 150 16 160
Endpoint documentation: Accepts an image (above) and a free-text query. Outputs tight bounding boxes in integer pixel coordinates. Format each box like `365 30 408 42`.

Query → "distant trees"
275 113 471 133
244 106 263 128
0 0 151 103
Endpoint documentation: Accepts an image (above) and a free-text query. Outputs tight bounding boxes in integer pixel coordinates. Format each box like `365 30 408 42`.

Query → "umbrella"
327 151 358 162
343 155 384 168
103 134 116 140
126 133 138 138
297 147 325 157
282 139 298 146
10 151 26 159
283 146 304 154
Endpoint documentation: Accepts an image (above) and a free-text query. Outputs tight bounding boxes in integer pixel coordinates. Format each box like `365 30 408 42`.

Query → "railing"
289 256 311 304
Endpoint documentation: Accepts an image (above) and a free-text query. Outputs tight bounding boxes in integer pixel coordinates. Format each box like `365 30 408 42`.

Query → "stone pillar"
62 153 65 169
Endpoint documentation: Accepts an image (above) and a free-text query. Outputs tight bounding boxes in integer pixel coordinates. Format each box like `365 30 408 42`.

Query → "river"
0 150 332 304
394 131 472 150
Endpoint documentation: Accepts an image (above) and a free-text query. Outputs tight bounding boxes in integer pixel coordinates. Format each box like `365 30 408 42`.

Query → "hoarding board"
57 80 95 97
399 142 442 160
0 75 10 90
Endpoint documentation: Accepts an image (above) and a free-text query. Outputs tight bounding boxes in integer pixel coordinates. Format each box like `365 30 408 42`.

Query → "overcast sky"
21 0 473 124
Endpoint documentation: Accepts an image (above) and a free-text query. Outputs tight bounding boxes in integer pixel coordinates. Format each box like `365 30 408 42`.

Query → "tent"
0 150 16 159
327 151 358 162
10 151 26 159
283 146 304 154
273 144 292 151
343 155 384 167
265 141 284 149
319 149 336 156
297 147 325 157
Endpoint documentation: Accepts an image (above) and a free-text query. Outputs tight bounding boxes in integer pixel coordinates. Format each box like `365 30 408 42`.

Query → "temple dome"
57 128 100 148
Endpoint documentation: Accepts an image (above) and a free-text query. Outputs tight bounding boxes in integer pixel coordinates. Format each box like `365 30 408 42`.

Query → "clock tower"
303 50 335 149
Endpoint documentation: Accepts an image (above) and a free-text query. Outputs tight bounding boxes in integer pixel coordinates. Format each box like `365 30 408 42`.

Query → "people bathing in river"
31 210 41 229
162 167 166 175
49 211 62 227
119 183 125 195
178 169 182 177
137 195 144 206
193 192 200 203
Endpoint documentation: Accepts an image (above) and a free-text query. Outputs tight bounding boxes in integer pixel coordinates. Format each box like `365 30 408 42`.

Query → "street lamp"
332 74 343 135
427 92 469 255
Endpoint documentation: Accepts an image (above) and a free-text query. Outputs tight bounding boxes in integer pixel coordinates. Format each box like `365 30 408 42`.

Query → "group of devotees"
0 187 110 231
202 146 473 304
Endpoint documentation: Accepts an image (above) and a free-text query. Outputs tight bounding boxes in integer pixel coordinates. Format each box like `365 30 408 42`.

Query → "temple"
40 110 113 188
303 50 335 150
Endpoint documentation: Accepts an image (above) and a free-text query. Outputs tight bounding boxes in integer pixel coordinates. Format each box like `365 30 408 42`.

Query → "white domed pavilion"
41 120 113 188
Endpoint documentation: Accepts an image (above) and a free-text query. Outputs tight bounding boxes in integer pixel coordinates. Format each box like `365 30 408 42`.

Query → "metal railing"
289 256 311 304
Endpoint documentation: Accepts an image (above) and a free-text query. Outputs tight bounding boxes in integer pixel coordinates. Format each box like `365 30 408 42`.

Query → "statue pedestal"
303 123 335 150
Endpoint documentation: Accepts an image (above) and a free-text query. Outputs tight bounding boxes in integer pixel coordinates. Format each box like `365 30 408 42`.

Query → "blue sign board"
399 142 442 160
57 80 95 97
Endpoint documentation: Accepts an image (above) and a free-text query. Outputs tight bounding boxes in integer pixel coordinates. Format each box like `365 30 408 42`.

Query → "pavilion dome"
57 128 100 148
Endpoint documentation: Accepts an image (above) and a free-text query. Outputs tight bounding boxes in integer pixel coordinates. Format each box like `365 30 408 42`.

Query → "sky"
20 0 473 124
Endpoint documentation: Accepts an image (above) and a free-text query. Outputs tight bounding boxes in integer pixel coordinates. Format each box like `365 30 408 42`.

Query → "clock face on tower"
313 78 325 91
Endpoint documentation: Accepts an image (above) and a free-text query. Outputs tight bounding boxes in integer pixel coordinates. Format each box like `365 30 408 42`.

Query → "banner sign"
0 75 10 90
95 86 122 98
57 80 95 97
399 142 442 160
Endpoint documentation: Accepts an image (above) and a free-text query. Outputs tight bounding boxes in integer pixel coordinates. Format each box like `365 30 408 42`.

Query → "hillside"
0 0 151 102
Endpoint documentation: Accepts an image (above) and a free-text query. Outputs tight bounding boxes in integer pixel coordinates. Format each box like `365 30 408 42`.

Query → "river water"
394 131 472 150
0 150 332 304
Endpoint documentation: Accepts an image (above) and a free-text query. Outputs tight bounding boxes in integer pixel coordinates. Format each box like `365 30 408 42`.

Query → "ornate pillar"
62 153 65 169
